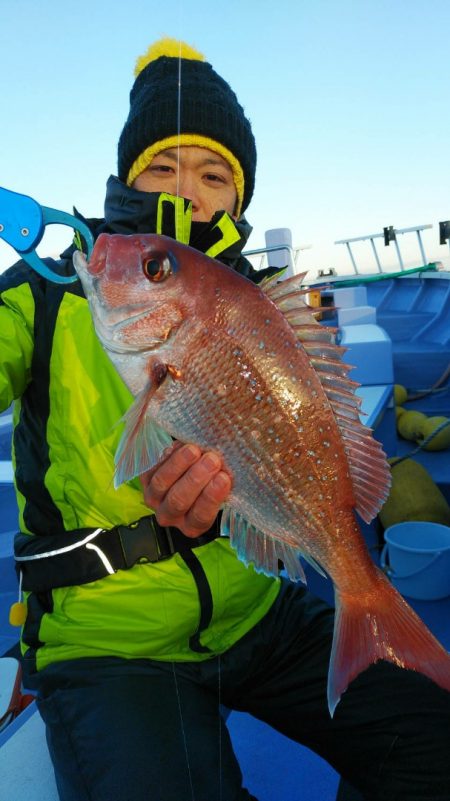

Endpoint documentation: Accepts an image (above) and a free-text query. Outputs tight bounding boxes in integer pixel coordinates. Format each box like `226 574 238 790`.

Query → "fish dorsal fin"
265 278 391 523
262 271 308 300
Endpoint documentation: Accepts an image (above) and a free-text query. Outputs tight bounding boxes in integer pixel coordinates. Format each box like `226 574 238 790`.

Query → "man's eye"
205 173 225 184
151 164 172 173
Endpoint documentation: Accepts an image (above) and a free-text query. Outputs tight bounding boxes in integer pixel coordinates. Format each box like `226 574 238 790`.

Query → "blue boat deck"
1 270 449 800
331 271 450 390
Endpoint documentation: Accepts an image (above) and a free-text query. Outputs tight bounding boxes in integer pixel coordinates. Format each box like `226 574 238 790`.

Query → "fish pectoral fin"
221 506 307 583
114 379 173 488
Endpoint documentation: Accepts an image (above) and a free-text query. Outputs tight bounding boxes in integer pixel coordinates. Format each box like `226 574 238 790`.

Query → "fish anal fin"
221 507 307 583
328 567 450 716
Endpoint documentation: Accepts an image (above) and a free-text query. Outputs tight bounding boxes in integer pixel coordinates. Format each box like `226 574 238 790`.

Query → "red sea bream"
74 233 450 715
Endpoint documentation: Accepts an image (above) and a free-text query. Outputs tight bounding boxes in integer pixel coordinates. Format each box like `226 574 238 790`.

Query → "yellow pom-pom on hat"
134 38 205 77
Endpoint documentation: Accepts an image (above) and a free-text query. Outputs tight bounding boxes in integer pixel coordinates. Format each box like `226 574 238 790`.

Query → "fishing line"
154 20 198 797
160 19 225 796
158 558 196 801
171 661 196 801
176 37 182 200
217 652 223 801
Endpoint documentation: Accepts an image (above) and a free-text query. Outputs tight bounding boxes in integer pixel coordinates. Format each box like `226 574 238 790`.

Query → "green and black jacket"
0 177 280 673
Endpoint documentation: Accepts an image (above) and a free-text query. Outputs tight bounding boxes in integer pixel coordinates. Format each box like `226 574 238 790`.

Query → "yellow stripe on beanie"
127 134 245 218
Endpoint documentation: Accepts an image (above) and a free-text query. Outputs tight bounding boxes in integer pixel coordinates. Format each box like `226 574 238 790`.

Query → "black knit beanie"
117 38 256 215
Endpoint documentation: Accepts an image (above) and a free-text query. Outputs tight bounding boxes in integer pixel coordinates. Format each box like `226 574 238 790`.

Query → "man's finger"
162 452 223 516
144 443 202 502
139 441 181 491
182 471 232 537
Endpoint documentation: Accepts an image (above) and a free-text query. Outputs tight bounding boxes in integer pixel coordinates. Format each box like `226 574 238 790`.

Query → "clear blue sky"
1 0 449 276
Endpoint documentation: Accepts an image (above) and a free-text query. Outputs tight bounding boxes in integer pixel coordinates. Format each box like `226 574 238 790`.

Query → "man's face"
132 145 238 222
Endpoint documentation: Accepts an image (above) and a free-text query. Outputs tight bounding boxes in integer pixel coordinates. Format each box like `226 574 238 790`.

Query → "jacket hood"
67 177 282 282
102 176 254 272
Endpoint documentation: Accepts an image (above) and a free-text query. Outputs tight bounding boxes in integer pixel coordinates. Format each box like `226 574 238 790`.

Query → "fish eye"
142 255 172 282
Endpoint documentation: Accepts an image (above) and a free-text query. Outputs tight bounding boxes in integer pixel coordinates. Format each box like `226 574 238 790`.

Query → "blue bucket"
381 521 450 601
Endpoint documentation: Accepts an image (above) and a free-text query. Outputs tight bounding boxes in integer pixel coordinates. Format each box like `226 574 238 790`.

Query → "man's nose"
177 173 199 210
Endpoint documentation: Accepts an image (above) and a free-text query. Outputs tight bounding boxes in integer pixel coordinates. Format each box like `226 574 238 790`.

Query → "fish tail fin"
328 566 450 716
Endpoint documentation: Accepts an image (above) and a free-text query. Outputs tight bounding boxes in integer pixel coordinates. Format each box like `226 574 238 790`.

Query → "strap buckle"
115 517 175 568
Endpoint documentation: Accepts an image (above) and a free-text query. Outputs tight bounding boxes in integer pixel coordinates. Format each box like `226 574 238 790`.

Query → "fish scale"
159 331 295 528
73 233 450 716
162 324 339 552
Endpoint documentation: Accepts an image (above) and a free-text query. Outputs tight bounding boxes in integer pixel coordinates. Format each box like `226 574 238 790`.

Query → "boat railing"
244 220 450 280
243 243 310 277
334 223 448 275
439 221 450 258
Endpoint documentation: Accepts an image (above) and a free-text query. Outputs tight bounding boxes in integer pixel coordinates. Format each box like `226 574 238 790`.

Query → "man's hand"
140 442 232 538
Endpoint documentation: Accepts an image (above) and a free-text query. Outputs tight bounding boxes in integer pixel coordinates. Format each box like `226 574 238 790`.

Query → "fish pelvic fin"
221 507 307 583
114 381 173 488
328 566 450 717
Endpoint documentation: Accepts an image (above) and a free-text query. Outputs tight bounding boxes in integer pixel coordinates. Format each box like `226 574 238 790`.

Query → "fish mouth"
93 309 167 355
73 250 173 355
73 252 167 354
98 334 159 356
73 250 92 286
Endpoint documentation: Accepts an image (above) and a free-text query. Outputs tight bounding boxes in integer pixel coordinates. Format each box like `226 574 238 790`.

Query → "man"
1 38 449 801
